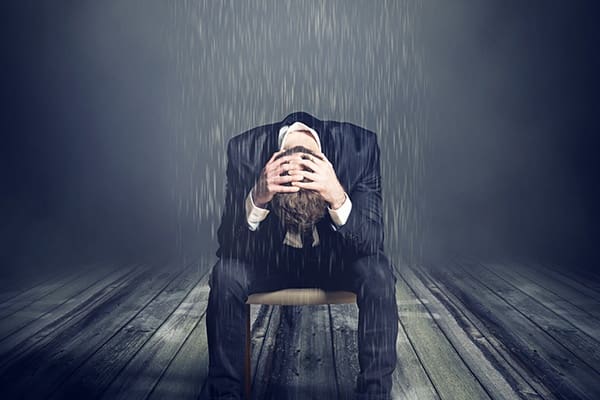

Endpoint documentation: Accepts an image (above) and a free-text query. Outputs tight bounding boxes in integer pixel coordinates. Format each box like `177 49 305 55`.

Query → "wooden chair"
244 288 357 399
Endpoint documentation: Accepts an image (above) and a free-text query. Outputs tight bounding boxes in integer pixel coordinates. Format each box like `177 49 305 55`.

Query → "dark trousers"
199 244 399 400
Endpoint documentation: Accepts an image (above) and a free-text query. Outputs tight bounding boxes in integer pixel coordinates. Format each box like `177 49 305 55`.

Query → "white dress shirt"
245 187 352 248
244 122 353 248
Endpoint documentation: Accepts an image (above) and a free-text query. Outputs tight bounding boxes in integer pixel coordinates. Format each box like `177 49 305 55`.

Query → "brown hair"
271 146 328 233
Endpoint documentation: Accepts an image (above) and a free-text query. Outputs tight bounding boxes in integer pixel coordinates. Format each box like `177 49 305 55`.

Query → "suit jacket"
216 111 385 264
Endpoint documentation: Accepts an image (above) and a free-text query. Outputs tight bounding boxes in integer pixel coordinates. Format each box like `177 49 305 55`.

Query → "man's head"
279 121 321 153
271 145 328 234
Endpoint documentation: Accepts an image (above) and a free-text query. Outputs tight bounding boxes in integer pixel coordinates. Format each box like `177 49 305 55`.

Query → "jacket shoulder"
224 123 281 184
226 123 275 163
327 121 379 156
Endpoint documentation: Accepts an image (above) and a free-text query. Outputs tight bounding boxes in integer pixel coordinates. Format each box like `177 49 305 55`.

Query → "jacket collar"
272 111 330 157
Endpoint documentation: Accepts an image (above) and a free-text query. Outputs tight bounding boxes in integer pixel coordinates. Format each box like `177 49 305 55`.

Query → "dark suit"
202 112 398 400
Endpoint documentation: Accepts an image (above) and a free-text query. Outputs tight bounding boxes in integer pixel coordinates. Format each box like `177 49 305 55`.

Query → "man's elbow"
354 224 384 256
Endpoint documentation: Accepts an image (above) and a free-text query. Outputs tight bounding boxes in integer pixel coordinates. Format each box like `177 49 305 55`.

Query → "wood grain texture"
0 266 119 340
414 266 555 400
429 262 600 400
0 265 142 369
48 266 205 399
0 267 178 398
467 263 600 372
400 266 533 400
0 270 85 319
485 263 600 341
0 259 598 399
395 266 493 400
507 263 600 320
99 272 210 400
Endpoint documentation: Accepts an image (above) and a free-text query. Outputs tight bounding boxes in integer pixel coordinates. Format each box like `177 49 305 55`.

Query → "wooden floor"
0 256 599 400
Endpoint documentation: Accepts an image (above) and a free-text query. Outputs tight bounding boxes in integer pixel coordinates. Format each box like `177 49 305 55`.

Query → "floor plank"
0 267 178 398
0 271 71 305
485 263 600 346
414 266 556 400
329 299 441 400
265 305 338 400
0 270 86 319
329 303 361 399
250 306 282 400
0 266 119 340
48 265 205 399
460 263 600 374
535 264 600 293
146 297 211 400
391 316 441 400
149 267 274 400
428 262 600 400
98 270 210 400
0 259 598 399
503 264 600 321
522 263 600 302
0 265 142 368
395 266 493 400
400 266 536 400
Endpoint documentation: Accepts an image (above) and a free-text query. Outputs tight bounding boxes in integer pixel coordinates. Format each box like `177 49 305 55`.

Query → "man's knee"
349 252 397 299
209 257 251 297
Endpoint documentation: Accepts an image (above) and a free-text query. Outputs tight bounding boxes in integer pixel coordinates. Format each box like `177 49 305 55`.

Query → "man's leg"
339 251 399 400
199 256 295 399
200 257 251 399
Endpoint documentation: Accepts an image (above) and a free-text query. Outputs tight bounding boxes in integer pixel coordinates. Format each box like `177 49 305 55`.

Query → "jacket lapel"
267 112 335 245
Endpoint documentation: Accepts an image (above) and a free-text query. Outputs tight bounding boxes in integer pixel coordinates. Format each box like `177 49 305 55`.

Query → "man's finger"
291 170 318 181
307 151 326 161
313 151 332 166
272 184 301 193
265 152 285 170
266 155 292 173
267 153 306 173
296 158 320 172
291 180 320 190
268 149 284 163
271 174 303 184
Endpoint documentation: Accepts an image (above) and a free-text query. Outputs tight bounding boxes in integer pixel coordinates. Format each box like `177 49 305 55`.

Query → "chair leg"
245 303 251 400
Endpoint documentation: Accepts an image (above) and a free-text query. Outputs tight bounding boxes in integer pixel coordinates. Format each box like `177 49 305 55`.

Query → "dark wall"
420 0 599 266
1 1 177 272
1 1 598 276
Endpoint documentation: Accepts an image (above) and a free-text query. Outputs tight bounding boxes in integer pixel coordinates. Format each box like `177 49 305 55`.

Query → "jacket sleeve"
245 187 270 230
333 132 385 256
215 139 268 260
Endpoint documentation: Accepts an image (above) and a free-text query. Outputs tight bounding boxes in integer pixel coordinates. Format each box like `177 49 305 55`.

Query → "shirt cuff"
328 192 352 231
245 188 270 231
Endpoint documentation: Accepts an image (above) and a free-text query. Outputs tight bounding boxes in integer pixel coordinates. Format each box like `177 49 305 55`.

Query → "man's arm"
247 177 351 232
247 148 352 231
333 132 384 256
245 187 270 231
216 139 266 259
328 192 352 230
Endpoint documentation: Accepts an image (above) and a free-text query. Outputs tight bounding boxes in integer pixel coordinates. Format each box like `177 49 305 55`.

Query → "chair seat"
246 288 357 306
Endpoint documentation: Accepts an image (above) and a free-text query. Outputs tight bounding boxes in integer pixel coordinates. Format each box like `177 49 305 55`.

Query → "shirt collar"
278 122 321 152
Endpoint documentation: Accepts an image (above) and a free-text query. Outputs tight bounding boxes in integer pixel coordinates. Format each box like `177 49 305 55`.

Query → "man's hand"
252 150 305 208
289 151 347 209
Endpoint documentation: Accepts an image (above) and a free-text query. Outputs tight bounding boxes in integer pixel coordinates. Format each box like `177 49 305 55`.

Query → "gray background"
1 0 598 276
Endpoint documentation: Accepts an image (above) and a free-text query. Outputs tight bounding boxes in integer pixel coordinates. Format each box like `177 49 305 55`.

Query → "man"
200 111 398 399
